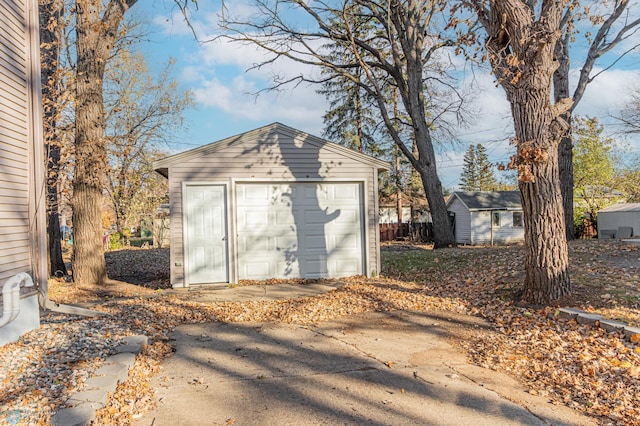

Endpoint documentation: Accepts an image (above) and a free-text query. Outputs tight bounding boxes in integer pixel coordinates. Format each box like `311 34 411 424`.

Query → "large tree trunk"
510 90 571 303
412 126 453 247
72 183 106 284
72 0 135 284
73 1 107 285
399 3 455 248
554 35 575 240
411 122 454 247
476 0 571 303
417 161 452 248
39 0 67 276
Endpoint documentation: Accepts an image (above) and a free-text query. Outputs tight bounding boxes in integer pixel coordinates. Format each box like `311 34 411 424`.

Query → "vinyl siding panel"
448 197 471 244
470 211 524 244
164 125 386 286
598 211 640 238
0 0 46 345
0 0 39 285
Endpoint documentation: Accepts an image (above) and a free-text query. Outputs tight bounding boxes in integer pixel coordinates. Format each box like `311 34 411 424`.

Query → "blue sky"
136 0 640 190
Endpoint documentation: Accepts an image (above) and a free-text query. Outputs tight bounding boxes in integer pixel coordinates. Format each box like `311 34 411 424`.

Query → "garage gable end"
155 122 389 179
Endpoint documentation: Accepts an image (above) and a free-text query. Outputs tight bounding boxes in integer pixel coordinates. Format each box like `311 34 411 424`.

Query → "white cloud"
572 67 640 118
180 65 202 83
456 70 513 154
151 9 194 37
193 78 235 110
193 74 326 134
197 37 273 69
159 2 328 136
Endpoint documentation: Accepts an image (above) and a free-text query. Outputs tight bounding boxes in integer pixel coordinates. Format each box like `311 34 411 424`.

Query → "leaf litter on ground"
0 240 639 425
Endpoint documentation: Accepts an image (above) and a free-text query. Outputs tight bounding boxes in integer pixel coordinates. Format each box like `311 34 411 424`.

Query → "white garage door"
236 182 364 280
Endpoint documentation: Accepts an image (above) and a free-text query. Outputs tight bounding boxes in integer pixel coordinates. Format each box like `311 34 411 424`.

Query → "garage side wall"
166 130 381 286
598 212 640 238
447 198 471 244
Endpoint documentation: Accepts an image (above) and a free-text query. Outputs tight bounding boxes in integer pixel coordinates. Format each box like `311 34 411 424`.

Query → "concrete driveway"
136 310 595 426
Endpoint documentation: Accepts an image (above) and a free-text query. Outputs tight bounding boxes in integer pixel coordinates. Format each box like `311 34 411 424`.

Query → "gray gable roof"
599 203 640 213
449 191 522 211
155 122 389 177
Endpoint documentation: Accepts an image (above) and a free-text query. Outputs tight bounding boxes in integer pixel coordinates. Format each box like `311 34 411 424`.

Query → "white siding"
0 1 31 282
598 212 640 238
0 0 46 344
448 198 471 244
471 211 524 244
0 0 37 283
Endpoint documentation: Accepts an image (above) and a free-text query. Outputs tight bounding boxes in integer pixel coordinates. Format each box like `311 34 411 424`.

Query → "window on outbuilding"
513 211 523 227
492 211 501 227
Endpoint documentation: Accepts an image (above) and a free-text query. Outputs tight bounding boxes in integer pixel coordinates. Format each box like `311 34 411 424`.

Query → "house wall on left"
0 0 47 345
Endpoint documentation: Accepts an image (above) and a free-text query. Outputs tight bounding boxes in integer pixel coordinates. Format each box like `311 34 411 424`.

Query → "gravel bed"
0 313 130 425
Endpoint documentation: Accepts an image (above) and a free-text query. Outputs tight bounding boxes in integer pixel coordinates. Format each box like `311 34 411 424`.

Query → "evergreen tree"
319 70 381 155
476 144 497 191
459 144 497 191
459 144 477 191
317 16 384 157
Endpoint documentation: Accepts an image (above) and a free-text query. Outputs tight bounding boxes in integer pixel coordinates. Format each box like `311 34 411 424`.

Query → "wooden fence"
379 223 433 242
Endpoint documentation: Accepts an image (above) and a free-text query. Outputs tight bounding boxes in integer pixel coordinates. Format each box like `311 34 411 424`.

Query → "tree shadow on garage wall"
240 128 343 279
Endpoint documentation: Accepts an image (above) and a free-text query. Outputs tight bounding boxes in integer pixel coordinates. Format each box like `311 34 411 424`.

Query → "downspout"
0 273 34 328
40 291 106 317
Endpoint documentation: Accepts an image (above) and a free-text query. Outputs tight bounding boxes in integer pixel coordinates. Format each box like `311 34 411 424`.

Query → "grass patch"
382 246 484 277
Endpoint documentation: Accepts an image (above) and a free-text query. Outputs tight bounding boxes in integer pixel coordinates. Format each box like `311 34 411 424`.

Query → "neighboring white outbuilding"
1 0 48 345
154 123 389 288
379 207 412 224
597 203 640 239
447 191 524 245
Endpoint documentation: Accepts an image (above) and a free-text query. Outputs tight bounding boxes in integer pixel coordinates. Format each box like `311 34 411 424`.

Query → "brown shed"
155 123 389 288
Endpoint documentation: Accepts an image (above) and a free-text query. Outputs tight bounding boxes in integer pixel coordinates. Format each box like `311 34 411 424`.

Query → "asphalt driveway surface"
136 310 595 426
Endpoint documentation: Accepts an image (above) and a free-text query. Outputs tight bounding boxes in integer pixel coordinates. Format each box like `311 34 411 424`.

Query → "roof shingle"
450 191 522 210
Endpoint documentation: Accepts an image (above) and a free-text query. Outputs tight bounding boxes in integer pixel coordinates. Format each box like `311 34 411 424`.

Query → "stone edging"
51 335 148 426
558 308 640 343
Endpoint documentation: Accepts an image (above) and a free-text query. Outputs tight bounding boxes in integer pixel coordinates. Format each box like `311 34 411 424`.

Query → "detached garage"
597 203 640 239
155 123 389 288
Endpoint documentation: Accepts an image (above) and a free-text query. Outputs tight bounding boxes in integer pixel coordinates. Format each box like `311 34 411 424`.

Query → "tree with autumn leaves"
103 51 194 240
463 0 573 302
463 0 639 302
40 0 193 285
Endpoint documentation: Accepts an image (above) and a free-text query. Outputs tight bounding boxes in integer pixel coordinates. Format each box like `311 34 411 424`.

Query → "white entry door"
185 185 228 284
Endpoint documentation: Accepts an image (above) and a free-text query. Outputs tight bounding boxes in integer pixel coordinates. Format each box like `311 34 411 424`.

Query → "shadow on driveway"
136 310 595 426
